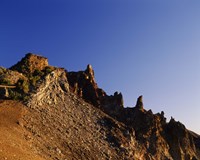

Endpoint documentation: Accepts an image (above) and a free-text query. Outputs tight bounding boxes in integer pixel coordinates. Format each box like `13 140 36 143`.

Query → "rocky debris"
25 62 200 160
10 53 49 75
23 82 144 160
0 100 45 160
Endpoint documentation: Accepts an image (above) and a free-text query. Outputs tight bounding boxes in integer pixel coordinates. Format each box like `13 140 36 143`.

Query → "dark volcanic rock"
67 64 124 116
164 118 198 160
67 64 100 106
135 95 144 111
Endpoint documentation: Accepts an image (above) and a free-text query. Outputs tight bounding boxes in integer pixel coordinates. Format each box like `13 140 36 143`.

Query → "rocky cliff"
67 64 124 118
0 53 200 160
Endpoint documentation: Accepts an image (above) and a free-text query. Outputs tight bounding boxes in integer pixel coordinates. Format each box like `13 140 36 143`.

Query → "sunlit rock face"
10 53 49 74
27 68 69 107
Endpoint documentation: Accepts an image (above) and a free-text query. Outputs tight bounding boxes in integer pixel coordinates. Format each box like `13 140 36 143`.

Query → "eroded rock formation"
0 53 200 160
67 64 124 118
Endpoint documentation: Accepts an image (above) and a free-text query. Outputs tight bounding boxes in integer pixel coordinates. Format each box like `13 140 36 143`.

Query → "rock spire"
135 95 144 110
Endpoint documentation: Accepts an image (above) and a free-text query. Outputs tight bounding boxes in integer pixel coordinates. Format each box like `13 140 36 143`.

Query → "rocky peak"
135 95 144 111
10 53 49 75
67 65 124 113
85 64 97 87
67 65 99 106
86 64 94 77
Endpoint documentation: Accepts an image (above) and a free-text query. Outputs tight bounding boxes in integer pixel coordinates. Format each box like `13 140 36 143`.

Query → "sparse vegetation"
0 78 11 85
44 66 54 74
30 76 40 87
4 65 55 101
16 79 29 93
8 88 22 100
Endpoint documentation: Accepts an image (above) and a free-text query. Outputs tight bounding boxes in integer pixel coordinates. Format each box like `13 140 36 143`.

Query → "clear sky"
1 0 200 133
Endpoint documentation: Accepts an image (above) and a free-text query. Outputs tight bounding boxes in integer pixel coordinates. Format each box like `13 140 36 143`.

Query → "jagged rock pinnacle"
135 95 144 110
86 64 94 76
86 64 92 71
85 64 96 84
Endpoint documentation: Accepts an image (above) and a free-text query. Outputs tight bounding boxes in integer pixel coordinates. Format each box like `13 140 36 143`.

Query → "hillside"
0 53 200 160
0 100 44 160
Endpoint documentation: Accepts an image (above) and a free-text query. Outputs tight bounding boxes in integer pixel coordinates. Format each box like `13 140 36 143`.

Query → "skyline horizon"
1 0 200 134
1 52 198 128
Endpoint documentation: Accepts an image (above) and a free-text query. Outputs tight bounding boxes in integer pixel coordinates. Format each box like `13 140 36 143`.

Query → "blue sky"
1 0 200 133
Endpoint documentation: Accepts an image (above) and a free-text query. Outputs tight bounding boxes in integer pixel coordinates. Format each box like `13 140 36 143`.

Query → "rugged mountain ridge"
0 53 200 160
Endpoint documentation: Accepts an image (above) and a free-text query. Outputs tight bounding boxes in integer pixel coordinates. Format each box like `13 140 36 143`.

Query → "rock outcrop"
10 53 49 75
0 53 200 160
66 63 200 159
67 64 100 106
24 67 144 160
27 68 69 106
135 95 144 110
0 67 27 85
67 64 124 118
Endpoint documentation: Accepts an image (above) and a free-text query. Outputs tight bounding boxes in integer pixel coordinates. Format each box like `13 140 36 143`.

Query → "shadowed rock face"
67 64 100 106
67 65 124 116
0 87 9 99
66 63 200 159
135 95 144 110
1 53 200 160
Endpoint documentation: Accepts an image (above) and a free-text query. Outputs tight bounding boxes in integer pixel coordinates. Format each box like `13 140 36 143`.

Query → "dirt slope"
0 100 44 160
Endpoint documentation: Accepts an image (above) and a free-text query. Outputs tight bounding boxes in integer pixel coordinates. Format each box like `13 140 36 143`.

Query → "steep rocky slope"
0 53 200 160
22 70 143 159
